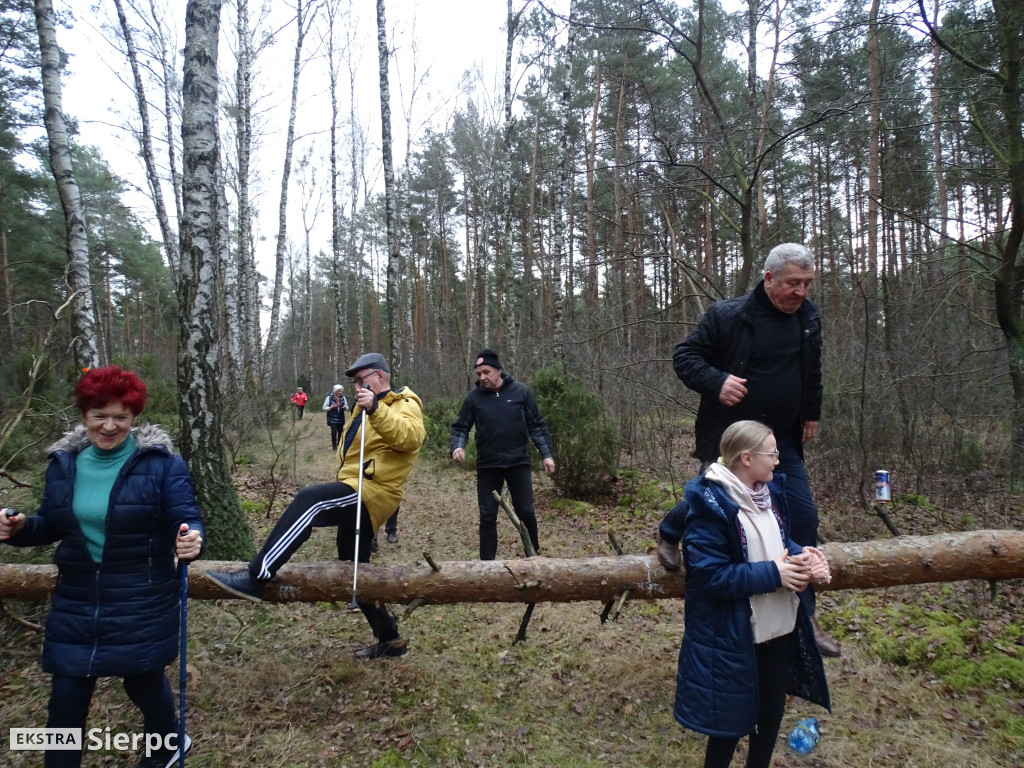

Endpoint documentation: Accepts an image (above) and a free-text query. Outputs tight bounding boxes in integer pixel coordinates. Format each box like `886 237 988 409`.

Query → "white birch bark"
179 0 252 560
497 0 518 367
324 0 348 379
112 0 181 284
145 0 185 239
377 0 402 379
263 0 318 377
348 30 366 347
551 0 576 365
234 0 260 377
33 0 100 370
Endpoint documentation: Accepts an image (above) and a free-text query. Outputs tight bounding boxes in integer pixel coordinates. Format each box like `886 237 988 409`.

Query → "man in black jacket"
450 350 556 560
665 242 841 658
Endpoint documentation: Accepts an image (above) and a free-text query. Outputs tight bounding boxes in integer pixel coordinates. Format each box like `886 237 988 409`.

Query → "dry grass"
2 417 1023 766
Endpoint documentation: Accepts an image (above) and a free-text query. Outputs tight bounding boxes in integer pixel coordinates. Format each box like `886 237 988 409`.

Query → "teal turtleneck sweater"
73 434 137 563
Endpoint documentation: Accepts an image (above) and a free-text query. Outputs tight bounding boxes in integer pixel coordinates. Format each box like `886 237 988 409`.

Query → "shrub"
529 365 618 499
421 398 476 464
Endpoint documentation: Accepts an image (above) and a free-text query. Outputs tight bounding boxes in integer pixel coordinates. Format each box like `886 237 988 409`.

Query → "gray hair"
764 243 814 275
720 420 774 468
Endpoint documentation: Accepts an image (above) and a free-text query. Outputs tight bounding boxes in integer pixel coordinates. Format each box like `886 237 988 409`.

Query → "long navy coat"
5 424 204 678
673 474 830 738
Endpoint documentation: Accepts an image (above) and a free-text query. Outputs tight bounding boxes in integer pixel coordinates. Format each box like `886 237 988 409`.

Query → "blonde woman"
658 420 831 768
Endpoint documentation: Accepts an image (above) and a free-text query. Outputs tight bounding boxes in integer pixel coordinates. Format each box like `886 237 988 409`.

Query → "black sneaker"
137 734 191 768
206 569 266 602
354 638 408 660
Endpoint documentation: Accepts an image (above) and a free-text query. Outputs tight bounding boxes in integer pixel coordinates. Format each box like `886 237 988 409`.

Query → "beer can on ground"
874 470 891 503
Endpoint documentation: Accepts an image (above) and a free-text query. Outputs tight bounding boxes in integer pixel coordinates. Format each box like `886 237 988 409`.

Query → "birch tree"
377 0 402 378
178 0 252 560
497 0 519 366
233 0 260 380
323 0 349 380
33 0 100 369
112 0 180 285
550 0 577 365
263 0 319 378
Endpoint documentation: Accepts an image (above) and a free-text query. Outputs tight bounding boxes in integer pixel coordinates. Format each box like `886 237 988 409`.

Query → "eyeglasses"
353 369 379 388
750 450 779 460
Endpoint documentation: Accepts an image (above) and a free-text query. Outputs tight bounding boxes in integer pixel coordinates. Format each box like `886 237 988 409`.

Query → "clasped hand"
775 548 811 592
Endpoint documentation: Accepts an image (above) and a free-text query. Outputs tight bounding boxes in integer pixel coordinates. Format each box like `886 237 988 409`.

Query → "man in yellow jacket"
208 353 425 660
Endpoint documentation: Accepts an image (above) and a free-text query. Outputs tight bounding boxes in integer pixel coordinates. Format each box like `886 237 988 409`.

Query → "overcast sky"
54 0 557 281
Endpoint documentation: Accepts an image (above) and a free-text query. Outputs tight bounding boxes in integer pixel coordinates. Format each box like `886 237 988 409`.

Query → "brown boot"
656 532 681 571
811 615 841 657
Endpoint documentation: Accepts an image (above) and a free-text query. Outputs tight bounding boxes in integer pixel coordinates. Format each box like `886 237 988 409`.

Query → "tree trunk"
497 0 518 366
585 57 601 315
325 0 347 381
347 24 365 354
112 0 180 286
33 0 100 370
866 0 882 314
263 0 316 378
178 0 252 561
551 0 576 366
7 531 1022 604
377 0 402 378
234 0 260 379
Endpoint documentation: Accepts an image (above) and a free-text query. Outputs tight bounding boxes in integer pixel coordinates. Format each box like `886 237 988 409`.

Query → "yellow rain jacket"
336 386 425 530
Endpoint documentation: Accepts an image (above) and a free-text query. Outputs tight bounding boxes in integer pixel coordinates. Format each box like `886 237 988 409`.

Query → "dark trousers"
703 633 792 768
329 422 344 450
385 509 398 536
477 465 539 560
45 669 176 768
249 481 398 642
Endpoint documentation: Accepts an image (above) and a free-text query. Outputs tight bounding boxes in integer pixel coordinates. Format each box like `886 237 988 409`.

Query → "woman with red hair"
0 365 205 768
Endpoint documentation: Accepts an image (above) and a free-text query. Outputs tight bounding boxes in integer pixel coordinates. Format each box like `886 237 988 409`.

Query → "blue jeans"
775 438 820 616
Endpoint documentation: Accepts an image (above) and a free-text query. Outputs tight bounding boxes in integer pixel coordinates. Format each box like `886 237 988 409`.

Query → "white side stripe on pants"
255 490 359 580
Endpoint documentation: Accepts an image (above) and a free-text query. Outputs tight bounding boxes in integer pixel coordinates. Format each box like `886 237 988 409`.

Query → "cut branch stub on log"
2 530 1024 605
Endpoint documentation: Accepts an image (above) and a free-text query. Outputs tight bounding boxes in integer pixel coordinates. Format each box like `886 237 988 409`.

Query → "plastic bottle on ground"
787 717 820 754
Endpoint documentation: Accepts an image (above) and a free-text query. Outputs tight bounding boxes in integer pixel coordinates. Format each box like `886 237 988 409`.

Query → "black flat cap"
345 352 390 377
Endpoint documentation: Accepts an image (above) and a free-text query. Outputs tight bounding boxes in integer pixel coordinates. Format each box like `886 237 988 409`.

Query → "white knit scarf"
705 462 798 643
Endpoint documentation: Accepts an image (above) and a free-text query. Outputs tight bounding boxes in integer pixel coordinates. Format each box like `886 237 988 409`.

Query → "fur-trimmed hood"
46 423 176 456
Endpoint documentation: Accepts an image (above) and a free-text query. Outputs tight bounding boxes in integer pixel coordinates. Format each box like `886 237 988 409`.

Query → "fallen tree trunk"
1 530 1023 605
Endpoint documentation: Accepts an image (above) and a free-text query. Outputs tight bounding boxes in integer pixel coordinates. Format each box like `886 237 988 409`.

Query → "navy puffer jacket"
5 424 204 678
673 474 830 738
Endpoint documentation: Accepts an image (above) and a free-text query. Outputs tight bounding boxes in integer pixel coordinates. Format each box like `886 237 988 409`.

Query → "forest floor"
2 415 1023 767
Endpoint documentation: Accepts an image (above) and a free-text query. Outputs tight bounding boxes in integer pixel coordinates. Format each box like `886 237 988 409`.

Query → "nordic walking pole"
348 389 369 610
178 524 189 768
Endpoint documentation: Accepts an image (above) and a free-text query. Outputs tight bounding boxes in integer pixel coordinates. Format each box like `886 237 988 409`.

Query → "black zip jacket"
673 280 823 463
449 374 554 469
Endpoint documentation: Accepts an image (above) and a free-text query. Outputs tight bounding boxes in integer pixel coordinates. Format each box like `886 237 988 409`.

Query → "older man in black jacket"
450 350 556 560
664 242 841 658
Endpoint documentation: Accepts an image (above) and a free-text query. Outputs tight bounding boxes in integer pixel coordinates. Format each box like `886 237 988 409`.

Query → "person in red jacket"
289 387 308 419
